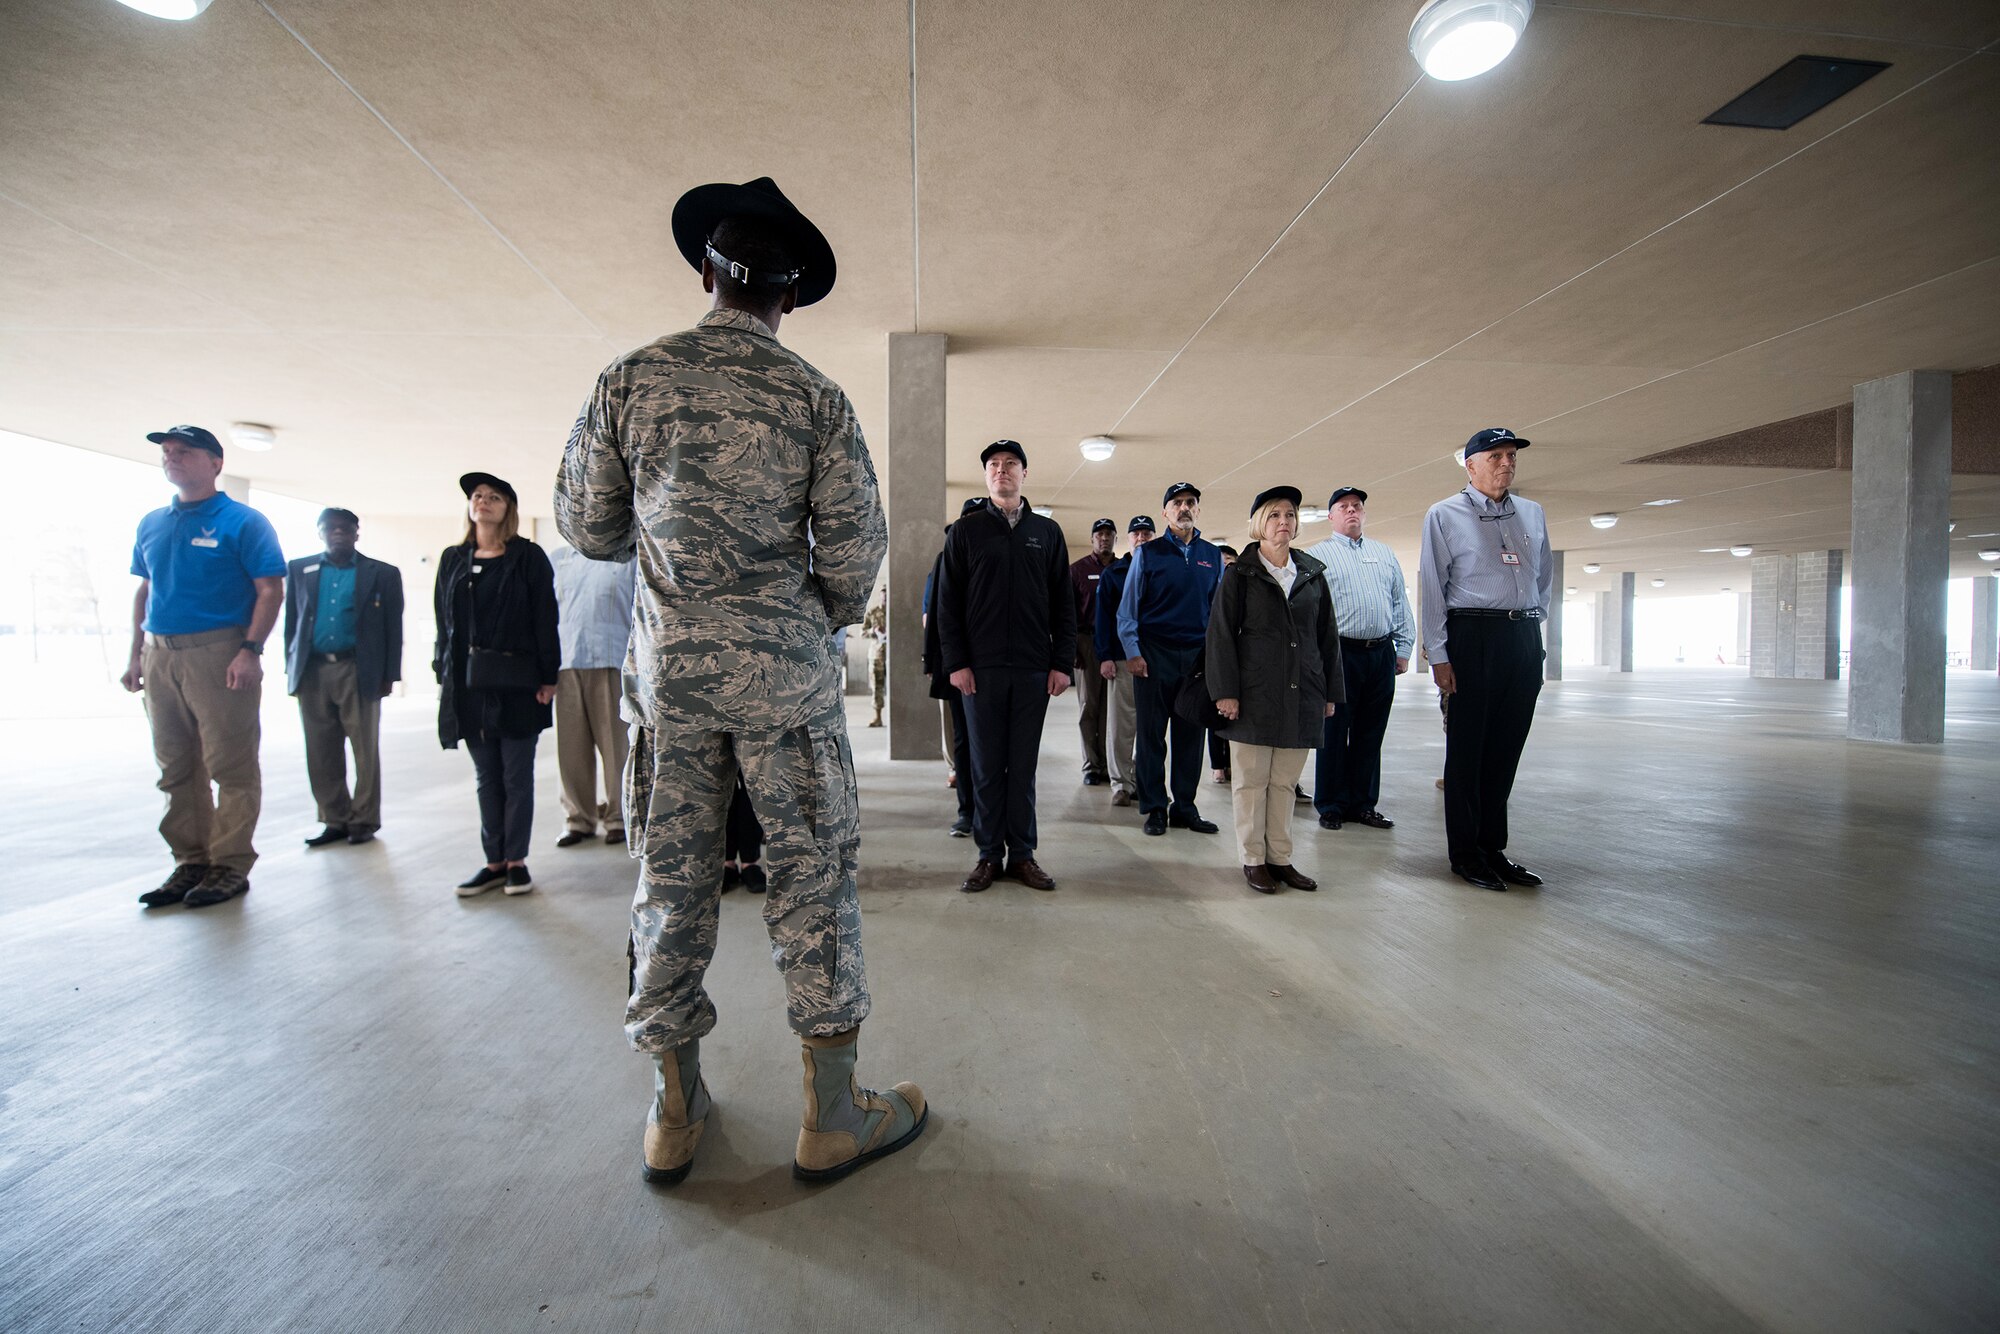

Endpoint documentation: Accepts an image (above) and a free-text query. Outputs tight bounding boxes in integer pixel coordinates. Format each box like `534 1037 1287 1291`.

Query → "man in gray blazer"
284 508 404 846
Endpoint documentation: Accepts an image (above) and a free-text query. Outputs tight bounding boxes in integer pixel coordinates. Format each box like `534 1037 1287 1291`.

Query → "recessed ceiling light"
1032 506 1053 518
1297 506 1329 523
1643 498 1682 507
1730 545 1753 557
1565 586 1576 594
1078 435 1116 462
111 0 214 17
229 422 277 452
1408 0 1534 81
1590 513 1618 529
1651 578 1667 588
1582 562 1600 574
1697 547 1728 554
1981 549 2000 562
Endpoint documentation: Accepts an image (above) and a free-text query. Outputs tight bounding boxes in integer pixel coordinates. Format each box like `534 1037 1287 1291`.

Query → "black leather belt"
1340 636 1390 649
312 649 357 663
1447 608 1543 621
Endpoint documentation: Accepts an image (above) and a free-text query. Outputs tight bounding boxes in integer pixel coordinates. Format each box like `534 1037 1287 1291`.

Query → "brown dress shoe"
1242 864 1279 894
960 860 999 893
1008 858 1057 891
1266 864 1318 891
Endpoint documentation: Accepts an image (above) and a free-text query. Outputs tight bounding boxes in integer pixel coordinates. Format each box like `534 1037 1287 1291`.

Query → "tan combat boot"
642 1040 711 1185
793 1027 927 1183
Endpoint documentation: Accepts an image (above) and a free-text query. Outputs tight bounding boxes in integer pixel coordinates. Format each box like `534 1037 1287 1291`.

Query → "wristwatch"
241 640 264 656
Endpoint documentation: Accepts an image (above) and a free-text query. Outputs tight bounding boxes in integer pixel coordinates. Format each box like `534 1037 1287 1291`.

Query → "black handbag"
1173 666 1225 730
465 646 539 691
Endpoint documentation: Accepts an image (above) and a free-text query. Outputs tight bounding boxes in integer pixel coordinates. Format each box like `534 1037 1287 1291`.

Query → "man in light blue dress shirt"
553 546 637 846
1306 487 1414 831
1417 428 1552 892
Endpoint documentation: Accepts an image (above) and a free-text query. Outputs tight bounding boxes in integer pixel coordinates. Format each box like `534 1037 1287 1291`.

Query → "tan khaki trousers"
1229 742 1309 867
556 666 628 834
1106 668 1138 799
143 628 262 872
297 656 382 832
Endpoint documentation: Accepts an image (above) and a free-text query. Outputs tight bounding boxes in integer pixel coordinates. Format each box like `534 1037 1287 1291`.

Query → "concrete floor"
2 670 1997 1332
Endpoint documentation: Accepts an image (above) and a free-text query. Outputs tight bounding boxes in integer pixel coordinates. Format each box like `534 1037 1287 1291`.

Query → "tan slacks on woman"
1229 741 1310 867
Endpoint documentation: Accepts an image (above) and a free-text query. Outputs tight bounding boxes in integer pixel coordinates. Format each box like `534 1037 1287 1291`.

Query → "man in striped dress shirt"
1306 487 1415 832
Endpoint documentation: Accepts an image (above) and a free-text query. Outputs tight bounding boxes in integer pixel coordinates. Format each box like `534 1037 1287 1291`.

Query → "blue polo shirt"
131 492 287 635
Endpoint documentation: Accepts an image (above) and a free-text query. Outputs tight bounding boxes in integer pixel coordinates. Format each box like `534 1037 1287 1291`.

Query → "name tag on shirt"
191 537 219 548
303 563 321 574
1087 574 1099 581
1500 551 1521 566
1361 557 1379 564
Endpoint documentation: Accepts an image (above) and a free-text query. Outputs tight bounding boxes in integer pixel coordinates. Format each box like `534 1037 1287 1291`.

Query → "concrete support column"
1619 572 1635 673
1545 550 1563 681
1593 592 1615 667
886 333 947 760
220 473 252 504
1849 370 1950 743
1735 592 1750 666
1972 575 1998 674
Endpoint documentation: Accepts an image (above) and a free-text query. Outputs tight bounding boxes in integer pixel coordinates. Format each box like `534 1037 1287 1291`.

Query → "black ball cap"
146 424 223 457
1328 486 1368 508
1464 427 1530 458
980 439 1027 467
960 496 987 516
1091 517 1117 534
1249 485 1303 515
671 177 837 307
1162 481 1200 505
1127 515 1155 533
459 471 518 507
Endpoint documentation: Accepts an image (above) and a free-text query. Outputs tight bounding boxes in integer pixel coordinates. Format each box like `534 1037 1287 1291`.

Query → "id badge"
1499 551 1521 566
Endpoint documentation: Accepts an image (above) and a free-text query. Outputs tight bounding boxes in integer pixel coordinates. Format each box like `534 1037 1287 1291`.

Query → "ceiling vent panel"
1703 56 1889 130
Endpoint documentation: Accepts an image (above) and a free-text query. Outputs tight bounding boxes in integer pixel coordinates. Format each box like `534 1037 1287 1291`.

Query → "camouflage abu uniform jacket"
554 309 887 733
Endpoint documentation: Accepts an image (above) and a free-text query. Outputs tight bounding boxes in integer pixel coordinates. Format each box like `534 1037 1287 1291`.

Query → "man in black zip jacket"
936 440 1076 894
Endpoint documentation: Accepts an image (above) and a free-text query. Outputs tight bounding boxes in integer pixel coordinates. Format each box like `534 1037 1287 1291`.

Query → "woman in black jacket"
434 472 560 898
1206 486 1345 894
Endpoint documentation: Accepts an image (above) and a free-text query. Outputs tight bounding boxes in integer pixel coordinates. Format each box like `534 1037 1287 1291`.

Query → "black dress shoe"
1169 812 1219 834
1487 856 1543 887
740 864 767 895
305 826 349 848
1294 786 1311 804
1317 813 1343 830
1143 810 1167 836
556 830 593 848
722 864 741 894
1451 862 1506 892
1082 773 1106 787
346 830 376 845
1352 809 1394 830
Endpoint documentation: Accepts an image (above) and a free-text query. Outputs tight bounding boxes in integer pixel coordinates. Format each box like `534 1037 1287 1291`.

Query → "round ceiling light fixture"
1297 506 1329 524
112 0 214 17
1981 549 2000 562
1651 577 1667 588
1078 435 1116 462
1582 562 1600 574
1032 506 1054 518
1408 0 1534 81
1730 544 1753 557
1589 513 1618 530
229 422 277 452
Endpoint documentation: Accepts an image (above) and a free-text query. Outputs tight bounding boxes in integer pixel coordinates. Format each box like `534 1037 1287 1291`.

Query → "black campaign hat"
459 472 518 507
980 439 1027 467
1249 485 1302 515
1162 481 1200 505
1091 517 1117 534
146 424 223 457
1464 427 1530 458
671 177 837 306
1328 486 1368 507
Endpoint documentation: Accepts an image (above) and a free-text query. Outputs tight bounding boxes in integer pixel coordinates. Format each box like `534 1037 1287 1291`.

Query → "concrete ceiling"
3 0 1999 595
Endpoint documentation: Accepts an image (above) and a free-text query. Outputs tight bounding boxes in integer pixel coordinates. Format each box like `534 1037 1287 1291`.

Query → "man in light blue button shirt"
1306 486 1414 831
553 547 637 846
1417 428 1552 893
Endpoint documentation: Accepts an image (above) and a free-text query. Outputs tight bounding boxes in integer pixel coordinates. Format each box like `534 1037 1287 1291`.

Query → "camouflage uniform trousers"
624 718 870 1053
869 639 887 712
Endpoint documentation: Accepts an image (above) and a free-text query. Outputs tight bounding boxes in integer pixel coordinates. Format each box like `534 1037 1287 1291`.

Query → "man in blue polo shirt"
121 425 287 909
1116 481 1224 838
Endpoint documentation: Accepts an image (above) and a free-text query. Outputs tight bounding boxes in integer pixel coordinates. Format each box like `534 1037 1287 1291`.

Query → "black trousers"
1133 640 1204 820
465 733 537 863
949 690 973 821
724 775 763 863
964 667 1051 863
1441 616 1543 866
1315 639 1397 820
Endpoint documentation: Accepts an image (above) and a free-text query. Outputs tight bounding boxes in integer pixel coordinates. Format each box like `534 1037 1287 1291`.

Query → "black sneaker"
183 867 250 908
304 826 348 848
140 863 209 908
456 865 506 897
948 816 972 838
1143 810 1166 836
740 864 767 895
504 865 535 896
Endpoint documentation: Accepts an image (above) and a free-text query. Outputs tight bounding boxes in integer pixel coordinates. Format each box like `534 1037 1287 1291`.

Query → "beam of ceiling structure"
2 0 1998 595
